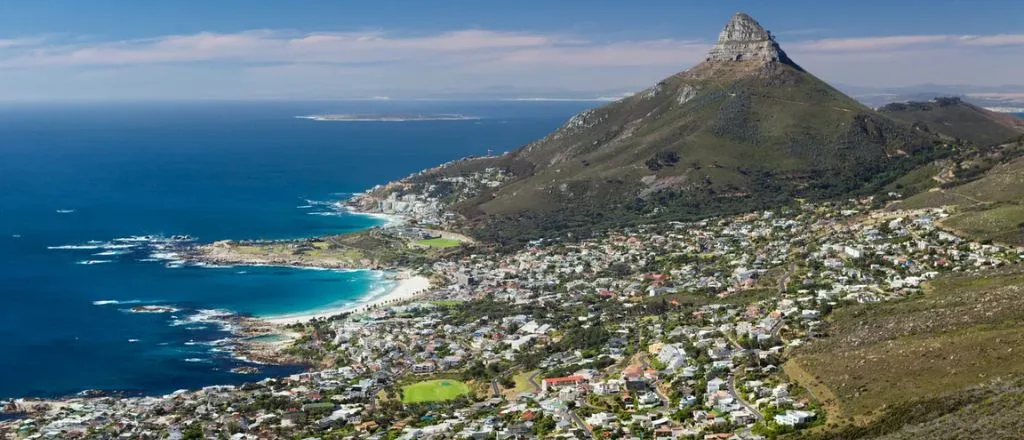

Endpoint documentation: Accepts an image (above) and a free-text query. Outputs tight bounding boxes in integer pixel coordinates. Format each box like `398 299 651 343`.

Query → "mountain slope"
391 13 945 243
787 267 1024 439
879 97 1024 146
896 148 1024 245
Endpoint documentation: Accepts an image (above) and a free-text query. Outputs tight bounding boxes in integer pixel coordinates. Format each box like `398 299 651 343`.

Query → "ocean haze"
0 100 593 399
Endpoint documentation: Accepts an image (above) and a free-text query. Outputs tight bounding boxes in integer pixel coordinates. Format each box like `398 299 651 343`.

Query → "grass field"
941 204 1024 244
513 371 539 393
401 379 471 404
414 238 462 249
786 268 1024 425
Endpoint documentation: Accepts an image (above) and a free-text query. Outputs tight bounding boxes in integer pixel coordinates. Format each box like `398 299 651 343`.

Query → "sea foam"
76 260 113 265
49 244 102 250
93 250 131 256
93 299 141 306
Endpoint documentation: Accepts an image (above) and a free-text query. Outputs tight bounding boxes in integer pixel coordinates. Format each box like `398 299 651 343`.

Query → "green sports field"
413 238 462 248
401 379 471 404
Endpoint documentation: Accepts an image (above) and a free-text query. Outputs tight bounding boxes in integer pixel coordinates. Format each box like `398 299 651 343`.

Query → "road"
727 374 764 422
490 379 500 398
779 262 796 294
638 355 671 408
567 409 594 438
527 371 542 392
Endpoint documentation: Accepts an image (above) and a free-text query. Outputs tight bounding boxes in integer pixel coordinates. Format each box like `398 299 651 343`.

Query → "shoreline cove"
206 207 432 368
262 272 432 325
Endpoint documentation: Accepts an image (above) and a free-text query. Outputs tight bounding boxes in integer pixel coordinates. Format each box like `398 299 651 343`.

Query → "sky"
0 0 1020 101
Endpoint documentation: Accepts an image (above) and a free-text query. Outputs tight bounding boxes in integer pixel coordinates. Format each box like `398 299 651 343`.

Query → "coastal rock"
130 305 179 314
231 366 261 375
706 12 788 63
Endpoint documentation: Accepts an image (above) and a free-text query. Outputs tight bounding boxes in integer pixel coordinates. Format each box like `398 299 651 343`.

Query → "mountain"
389 13 944 243
879 97 1024 146
839 83 1024 109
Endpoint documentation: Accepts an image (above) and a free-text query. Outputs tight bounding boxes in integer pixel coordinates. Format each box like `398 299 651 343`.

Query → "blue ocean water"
0 100 593 399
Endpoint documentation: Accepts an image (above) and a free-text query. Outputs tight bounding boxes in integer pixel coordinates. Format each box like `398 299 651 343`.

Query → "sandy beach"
264 272 431 325
338 204 407 227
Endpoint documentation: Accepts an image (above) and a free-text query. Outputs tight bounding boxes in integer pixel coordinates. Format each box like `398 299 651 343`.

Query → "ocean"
0 100 594 399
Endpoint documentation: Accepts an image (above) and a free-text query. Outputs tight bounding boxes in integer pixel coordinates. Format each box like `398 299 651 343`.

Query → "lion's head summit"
706 12 795 65
364 12 942 244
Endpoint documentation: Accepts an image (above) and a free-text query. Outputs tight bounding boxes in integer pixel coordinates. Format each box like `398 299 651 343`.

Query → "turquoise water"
0 100 593 398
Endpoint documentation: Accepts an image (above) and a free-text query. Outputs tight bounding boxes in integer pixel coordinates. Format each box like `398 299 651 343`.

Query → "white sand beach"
264 272 431 325
337 204 407 227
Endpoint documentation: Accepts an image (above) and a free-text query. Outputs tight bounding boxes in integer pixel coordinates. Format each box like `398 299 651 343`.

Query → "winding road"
727 373 764 422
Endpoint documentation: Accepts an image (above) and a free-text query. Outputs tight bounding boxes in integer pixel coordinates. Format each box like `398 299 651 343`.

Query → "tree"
181 424 205 440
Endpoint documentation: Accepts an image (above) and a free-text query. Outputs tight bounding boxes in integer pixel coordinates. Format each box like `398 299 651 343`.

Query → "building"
541 376 587 393
774 410 815 426
412 362 436 374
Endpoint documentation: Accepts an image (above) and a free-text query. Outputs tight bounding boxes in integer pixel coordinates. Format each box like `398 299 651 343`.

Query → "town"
3 175 1019 440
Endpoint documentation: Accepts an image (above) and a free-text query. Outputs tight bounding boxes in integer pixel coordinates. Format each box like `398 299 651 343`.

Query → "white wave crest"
93 299 141 306
170 309 235 329
102 244 137 250
113 235 156 242
193 262 234 269
49 244 102 250
93 250 131 256
76 260 113 265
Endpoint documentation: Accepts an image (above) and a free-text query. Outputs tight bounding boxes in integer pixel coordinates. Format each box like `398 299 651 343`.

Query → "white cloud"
0 28 1020 99
790 33 1024 52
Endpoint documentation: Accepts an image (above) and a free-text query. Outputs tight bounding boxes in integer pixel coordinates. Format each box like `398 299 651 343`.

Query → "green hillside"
879 97 1024 147
897 146 1024 245
442 14 941 243
786 268 1024 439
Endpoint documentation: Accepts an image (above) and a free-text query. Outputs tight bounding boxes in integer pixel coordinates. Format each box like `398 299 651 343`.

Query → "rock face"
706 12 789 63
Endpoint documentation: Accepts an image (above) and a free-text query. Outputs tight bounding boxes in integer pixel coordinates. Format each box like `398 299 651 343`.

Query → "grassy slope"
480 64 890 215
785 268 1024 437
448 62 938 244
879 99 1024 147
897 156 1024 244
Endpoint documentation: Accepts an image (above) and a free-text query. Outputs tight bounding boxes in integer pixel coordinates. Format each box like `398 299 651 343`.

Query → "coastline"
260 204 437 325
337 203 406 227
262 272 432 325
180 207 408 271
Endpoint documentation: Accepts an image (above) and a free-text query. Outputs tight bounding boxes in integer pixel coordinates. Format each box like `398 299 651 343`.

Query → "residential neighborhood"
3 191 1020 439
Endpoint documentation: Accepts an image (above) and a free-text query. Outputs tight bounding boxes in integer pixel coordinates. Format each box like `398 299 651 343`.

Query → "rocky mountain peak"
706 12 790 64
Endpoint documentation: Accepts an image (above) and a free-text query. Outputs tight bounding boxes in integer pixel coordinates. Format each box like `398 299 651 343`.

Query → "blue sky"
0 0 1020 100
